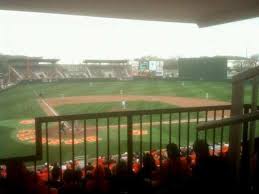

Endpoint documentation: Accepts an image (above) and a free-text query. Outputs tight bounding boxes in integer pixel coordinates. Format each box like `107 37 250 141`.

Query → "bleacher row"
2 141 252 194
10 64 131 82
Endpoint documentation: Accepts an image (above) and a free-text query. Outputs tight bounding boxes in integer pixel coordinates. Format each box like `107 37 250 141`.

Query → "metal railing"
228 66 259 176
197 105 259 191
0 104 237 179
196 65 259 190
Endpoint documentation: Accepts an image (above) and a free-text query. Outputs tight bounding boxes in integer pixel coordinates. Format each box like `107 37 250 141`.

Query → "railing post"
241 105 249 190
45 122 50 182
35 118 42 160
58 121 63 180
242 105 249 149
229 80 244 183
118 117 121 161
249 77 258 160
127 115 133 172
249 77 258 187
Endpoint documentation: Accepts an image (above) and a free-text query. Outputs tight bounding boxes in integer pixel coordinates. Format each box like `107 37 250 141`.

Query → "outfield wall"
178 57 228 81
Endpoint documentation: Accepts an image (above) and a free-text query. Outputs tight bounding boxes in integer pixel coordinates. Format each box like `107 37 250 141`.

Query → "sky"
0 10 258 63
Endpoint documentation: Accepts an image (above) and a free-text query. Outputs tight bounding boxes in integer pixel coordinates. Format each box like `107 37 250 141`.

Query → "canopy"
0 0 258 27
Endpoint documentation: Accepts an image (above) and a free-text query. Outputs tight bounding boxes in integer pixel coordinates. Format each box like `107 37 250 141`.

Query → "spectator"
5 160 48 194
85 163 111 194
191 139 231 192
191 140 212 190
137 153 160 193
111 160 137 194
0 166 5 179
85 162 94 172
161 143 190 193
0 166 7 194
58 169 83 194
48 162 62 189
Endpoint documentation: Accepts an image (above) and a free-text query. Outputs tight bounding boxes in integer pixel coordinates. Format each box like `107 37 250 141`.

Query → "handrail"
229 65 259 185
232 66 259 83
197 111 259 131
1 104 233 166
0 155 38 163
0 104 256 167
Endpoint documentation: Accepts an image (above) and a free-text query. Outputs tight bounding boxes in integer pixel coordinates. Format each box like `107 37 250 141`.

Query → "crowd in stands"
0 139 258 194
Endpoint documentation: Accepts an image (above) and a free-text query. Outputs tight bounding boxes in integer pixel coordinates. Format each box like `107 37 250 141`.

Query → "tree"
232 54 259 73
250 54 259 67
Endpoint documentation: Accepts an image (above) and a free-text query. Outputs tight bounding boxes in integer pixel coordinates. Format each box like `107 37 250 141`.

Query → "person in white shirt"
121 100 126 109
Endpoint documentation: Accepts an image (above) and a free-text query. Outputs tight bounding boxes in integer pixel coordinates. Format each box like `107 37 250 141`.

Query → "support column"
229 81 244 181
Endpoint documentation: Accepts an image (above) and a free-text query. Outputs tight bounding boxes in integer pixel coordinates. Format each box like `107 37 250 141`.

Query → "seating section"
9 64 132 82
0 141 250 194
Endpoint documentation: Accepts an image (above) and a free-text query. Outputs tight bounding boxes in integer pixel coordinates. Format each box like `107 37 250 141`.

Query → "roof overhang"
0 55 59 63
0 0 259 27
83 60 128 64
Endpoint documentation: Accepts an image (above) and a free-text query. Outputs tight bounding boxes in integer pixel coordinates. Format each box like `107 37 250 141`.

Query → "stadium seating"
8 64 131 82
0 141 245 194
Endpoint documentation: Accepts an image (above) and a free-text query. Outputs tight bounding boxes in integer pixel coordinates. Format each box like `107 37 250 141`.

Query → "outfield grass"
0 80 257 162
30 80 234 100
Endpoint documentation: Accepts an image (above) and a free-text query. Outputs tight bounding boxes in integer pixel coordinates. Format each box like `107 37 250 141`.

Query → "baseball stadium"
0 1 259 193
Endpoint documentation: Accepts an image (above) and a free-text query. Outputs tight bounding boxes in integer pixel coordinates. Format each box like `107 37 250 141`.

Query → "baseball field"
0 80 257 164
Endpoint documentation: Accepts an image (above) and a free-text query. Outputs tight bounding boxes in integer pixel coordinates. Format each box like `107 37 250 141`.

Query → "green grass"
30 80 234 100
0 80 257 163
56 101 177 114
0 85 45 121
0 80 255 121
0 119 36 158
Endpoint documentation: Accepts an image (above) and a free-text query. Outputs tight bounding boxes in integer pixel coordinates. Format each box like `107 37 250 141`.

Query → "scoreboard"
138 60 164 77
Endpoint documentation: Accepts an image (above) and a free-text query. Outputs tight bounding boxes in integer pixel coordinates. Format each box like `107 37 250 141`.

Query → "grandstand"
5 58 132 83
57 65 90 79
9 64 66 82
0 73 4 89
1 55 60 83
83 59 131 79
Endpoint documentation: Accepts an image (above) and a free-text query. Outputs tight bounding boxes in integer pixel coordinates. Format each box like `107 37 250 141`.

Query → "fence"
5 105 236 177
195 65 259 190
197 104 259 190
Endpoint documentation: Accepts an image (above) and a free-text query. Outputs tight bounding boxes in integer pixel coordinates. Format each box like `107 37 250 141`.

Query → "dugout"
178 57 228 81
